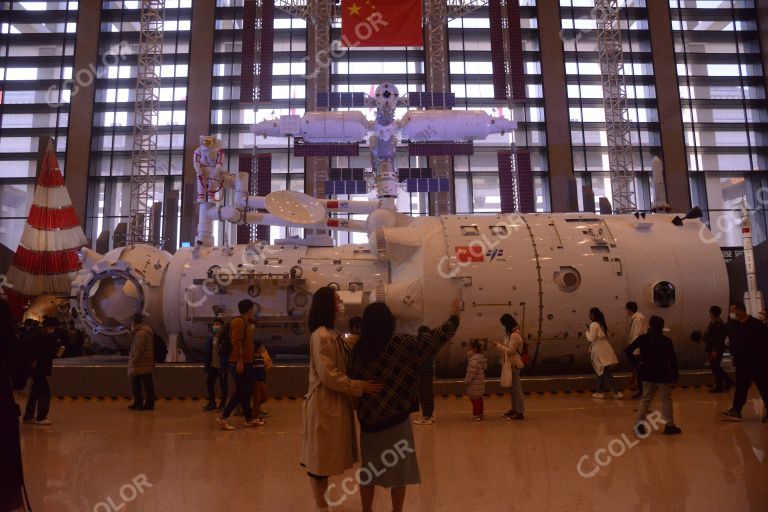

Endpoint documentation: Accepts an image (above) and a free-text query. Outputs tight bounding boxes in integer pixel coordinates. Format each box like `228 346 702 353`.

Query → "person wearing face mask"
301 287 383 512
203 318 230 411
127 313 156 411
22 317 63 425
719 301 768 423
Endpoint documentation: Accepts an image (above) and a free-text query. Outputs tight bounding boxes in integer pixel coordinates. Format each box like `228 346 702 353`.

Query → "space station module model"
71 84 728 375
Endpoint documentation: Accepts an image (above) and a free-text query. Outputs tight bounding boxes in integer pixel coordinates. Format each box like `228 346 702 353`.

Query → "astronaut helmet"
199 135 218 148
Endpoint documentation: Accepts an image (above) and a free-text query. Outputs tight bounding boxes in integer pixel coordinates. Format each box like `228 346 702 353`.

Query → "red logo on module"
455 246 485 262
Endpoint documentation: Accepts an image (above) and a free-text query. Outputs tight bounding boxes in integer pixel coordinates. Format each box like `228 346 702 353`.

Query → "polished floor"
17 386 768 512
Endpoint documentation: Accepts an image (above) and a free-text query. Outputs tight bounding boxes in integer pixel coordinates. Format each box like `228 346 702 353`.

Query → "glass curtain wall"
86 0 191 249
672 0 768 247
561 0 661 213
212 0 306 244
0 0 77 252
449 1 548 215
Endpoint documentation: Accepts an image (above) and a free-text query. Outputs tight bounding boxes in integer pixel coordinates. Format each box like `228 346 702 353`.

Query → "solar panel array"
397 168 432 182
258 0 275 102
516 149 535 213
240 0 275 103
329 168 366 181
408 141 473 156
293 138 360 157
240 1 256 103
405 178 450 193
506 0 527 102
316 92 368 108
324 181 368 195
407 92 456 108
497 150 517 213
488 0 526 102
489 0 507 101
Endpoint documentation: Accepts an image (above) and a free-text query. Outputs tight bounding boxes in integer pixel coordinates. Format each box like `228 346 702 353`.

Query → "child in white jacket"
465 341 488 421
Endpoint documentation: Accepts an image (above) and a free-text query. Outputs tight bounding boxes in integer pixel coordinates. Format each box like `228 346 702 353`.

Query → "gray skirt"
359 419 421 488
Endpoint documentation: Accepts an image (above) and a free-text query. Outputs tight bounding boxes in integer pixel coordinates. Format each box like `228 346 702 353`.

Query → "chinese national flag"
341 0 423 47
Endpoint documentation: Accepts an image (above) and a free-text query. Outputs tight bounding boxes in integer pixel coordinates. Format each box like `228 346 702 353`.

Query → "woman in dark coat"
0 299 28 511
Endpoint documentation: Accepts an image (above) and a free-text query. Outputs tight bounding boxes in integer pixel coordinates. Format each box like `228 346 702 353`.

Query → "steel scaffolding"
128 0 165 245
249 0 266 243
425 0 452 215
595 0 636 214
307 0 332 215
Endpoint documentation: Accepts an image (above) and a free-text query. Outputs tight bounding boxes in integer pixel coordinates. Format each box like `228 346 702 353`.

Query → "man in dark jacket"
720 301 768 422
625 315 682 436
703 305 734 393
23 316 63 425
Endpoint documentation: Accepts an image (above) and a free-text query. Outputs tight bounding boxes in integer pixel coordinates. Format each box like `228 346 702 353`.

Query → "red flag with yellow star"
341 0 423 47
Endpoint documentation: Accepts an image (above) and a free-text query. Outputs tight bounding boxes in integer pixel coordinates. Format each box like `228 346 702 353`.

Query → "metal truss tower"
595 0 636 214
128 0 165 245
425 0 452 215
307 0 332 206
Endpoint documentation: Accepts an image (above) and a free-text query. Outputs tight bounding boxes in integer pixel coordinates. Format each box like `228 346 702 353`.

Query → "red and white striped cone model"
3 145 88 319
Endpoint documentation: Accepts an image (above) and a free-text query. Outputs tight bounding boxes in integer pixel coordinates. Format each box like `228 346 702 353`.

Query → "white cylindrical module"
74 213 728 375
400 111 515 141
71 245 172 350
161 244 388 356
300 111 369 142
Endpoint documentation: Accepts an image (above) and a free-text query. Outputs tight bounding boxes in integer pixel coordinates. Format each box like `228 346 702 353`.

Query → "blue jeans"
222 363 254 420
596 365 618 393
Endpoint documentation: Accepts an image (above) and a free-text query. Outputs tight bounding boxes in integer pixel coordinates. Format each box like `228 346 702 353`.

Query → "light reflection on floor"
17 388 768 512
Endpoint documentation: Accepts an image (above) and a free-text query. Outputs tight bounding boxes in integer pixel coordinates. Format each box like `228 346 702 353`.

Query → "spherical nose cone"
265 190 327 225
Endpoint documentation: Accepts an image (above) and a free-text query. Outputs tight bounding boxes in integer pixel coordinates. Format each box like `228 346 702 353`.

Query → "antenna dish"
265 190 327 225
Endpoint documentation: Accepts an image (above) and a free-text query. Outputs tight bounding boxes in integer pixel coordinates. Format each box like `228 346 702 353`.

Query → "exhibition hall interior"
1 0 768 511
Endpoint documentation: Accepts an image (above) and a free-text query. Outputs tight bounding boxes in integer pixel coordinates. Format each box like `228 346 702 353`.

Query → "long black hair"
351 302 396 364
499 314 519 334
308 287 337 332
589 307 608 335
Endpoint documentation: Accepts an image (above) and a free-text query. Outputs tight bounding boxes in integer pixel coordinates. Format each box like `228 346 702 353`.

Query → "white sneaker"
413 416 433 425
36 419 52 425
614 392 624 399
216 416 236 431
592 392 606 399
244 418 265 427
471 415 484 422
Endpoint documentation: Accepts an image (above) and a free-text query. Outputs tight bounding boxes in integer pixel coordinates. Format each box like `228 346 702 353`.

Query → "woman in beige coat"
301 287 381 512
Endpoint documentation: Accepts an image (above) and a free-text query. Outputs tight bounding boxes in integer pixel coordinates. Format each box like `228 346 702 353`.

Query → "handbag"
261 348 273 370
500 349 513 387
